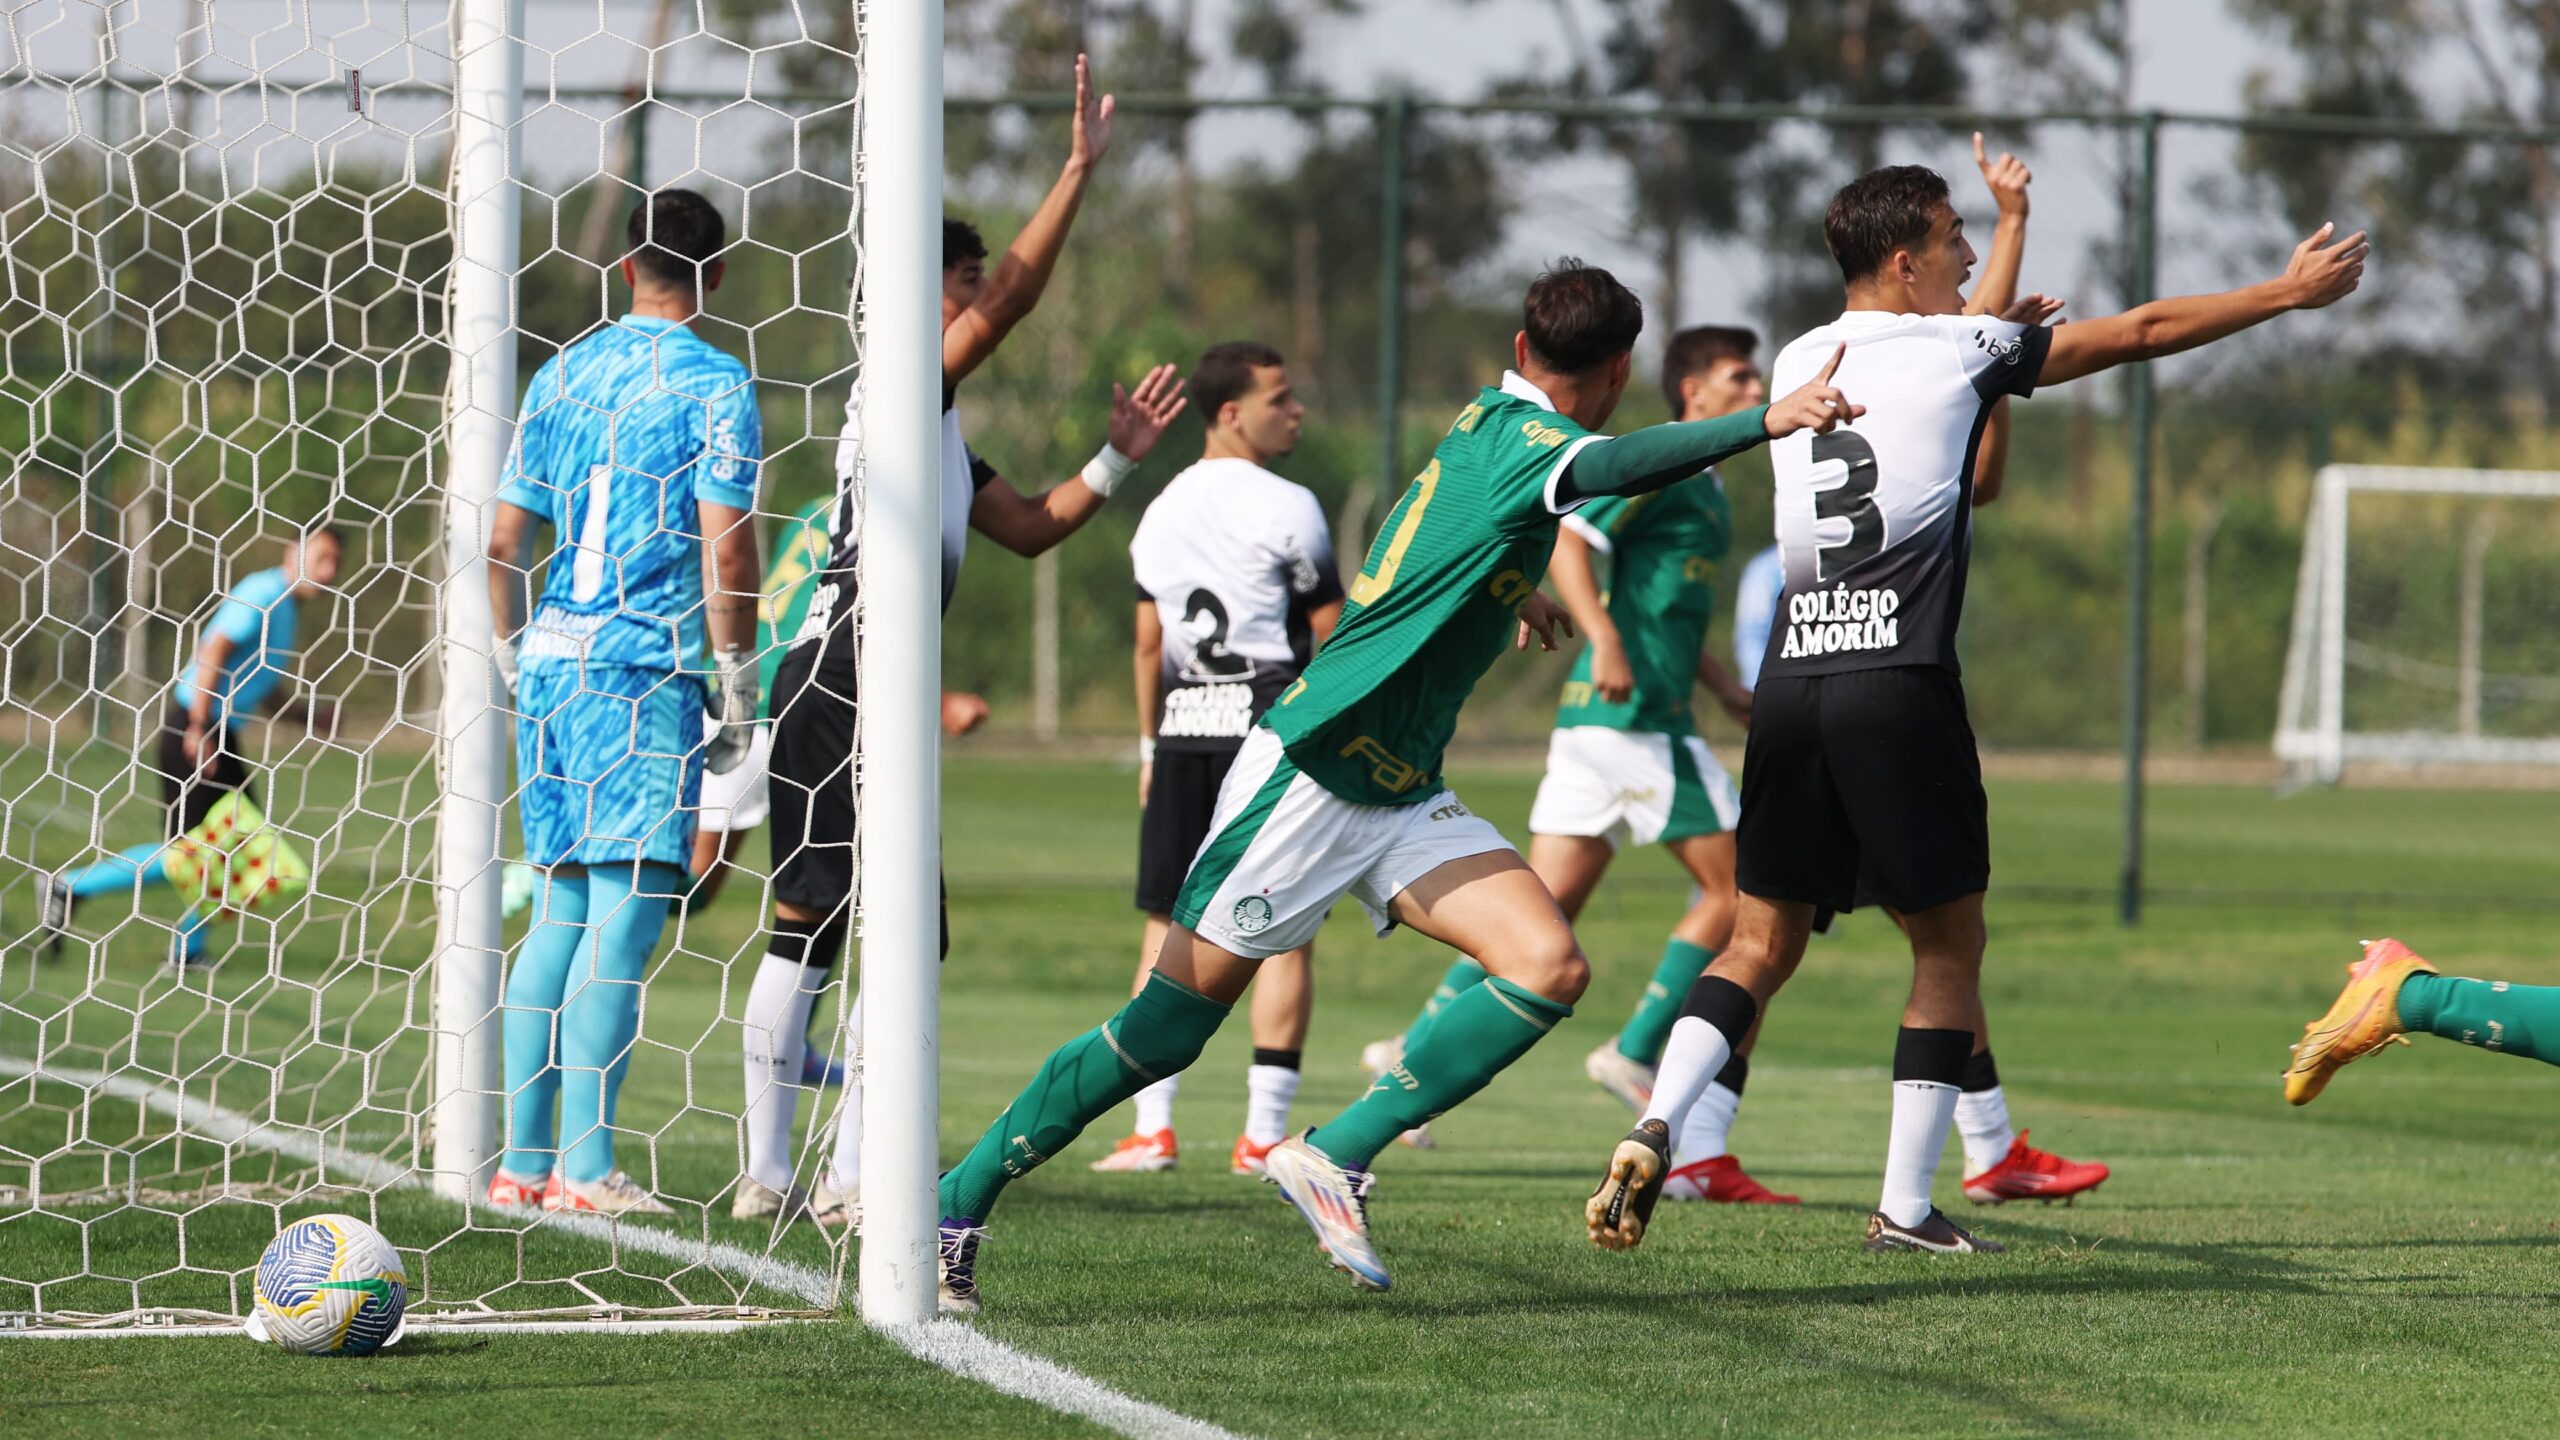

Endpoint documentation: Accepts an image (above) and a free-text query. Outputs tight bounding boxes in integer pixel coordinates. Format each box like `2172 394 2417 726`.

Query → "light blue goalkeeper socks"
67 842 171 898
500 863 683 1183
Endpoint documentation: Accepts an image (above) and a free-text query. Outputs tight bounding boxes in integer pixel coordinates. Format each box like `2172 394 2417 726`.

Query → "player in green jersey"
925 260 1864 1310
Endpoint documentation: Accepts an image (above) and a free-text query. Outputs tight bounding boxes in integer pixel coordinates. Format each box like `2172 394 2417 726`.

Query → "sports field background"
7 748 2560 1436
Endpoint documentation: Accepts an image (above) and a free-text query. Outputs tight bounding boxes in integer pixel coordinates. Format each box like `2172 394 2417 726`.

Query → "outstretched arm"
970 364 1186 557
943 55 1114 388
1555 346 1863 506
2042 224 2368 387
1963 134 2031 318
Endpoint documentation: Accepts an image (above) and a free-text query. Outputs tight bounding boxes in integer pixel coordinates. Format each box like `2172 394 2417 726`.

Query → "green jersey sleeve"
1553 405 1771 507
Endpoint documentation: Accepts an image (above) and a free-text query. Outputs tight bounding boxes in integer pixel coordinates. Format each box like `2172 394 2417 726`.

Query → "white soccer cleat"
810 1169 860 1232
1583 1042 1657 1114
1359 1034 1406 1076
1262 1134 1391 1292
938 1219 986 1314
729 1176 795 1221
546 1170 674 1216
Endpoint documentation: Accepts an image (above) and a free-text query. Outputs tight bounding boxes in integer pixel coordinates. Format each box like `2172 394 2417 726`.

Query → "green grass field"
7 748 2560 1437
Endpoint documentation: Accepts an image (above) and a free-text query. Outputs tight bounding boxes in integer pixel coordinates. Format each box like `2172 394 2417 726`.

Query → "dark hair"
625 188 727 287
943 217 987 270
1824 165 1952 284
1189 341 1286 424
1522 259 1644 376
1659 325 1758 415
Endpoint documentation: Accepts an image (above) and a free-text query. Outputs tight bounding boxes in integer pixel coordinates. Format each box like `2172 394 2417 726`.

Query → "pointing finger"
1973 131 1988 167
1814 341 1847 385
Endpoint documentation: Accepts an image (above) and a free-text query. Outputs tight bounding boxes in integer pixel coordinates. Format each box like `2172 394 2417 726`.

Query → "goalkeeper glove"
705 645 759 775
493 635 521 699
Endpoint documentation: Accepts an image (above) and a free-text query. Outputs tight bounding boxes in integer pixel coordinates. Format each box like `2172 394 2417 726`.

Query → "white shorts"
696 721 773 834
1171 728 1514 958
1528 726 1739 851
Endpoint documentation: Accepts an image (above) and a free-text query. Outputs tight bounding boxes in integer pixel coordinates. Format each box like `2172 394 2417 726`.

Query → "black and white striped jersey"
1759 311 2049 679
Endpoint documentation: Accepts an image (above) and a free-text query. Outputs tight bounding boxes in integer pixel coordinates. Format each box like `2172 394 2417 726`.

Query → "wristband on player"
1138 736 1157 763
1080 443 1136 497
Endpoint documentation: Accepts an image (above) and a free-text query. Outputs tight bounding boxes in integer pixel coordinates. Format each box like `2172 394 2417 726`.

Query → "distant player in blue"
483 189 763 1216
1731 542 1783 690
40 528 344 970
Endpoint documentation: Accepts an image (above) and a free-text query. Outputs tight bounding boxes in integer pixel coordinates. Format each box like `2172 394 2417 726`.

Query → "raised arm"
943 55 1114 388
1972 399 2011 506
1963 134 2031 318
2042 224 2368 387
1547 525 1631 701
971 364 1185 557
1555 345 1862 507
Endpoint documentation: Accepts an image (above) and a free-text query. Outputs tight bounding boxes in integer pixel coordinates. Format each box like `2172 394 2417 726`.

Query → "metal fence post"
1375 93 1410 506
2118 110 2162 926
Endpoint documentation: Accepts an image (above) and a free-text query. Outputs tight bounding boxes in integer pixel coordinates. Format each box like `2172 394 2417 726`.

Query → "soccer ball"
246 1213 409 1356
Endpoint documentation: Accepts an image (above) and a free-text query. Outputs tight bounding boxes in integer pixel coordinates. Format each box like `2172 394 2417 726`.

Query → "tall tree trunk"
1651 2 1688 326
1292 216 1325 378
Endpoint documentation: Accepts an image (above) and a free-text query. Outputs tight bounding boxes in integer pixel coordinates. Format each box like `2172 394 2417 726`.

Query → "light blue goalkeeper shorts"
516 659 703 870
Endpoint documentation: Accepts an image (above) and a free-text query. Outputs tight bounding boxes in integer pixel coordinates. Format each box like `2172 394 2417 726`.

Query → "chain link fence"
8 33 2560 909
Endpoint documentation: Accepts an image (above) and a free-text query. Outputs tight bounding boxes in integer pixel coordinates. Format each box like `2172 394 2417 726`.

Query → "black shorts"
1735 666 1988 916
153 706 253 837
1136 746 1240 913
767 625 947 954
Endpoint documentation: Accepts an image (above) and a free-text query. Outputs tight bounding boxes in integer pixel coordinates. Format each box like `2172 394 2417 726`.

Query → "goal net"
0 0 941 1332
2276 466 2560 782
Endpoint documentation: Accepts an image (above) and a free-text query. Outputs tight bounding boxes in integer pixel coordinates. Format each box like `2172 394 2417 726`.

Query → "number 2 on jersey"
1809 431 1884 579
1348 459 1440 606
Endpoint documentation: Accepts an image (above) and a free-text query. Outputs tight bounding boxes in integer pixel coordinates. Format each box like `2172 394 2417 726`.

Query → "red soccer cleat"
1230 1134 1279 1176
486 1168 553 1210
1961 1130 2109 1206
1662 1155 1800 1205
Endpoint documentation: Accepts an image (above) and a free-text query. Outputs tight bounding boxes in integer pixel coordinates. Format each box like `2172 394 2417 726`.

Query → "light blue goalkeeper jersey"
497 314 762 673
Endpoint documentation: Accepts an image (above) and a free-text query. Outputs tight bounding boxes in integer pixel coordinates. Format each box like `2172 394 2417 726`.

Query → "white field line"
0 1058 1249 1440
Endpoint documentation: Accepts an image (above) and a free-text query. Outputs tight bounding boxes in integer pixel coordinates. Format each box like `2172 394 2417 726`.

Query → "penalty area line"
0 1058 1250 1440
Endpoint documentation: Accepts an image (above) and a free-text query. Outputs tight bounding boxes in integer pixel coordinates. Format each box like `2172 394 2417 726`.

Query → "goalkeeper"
483 187 763 1217
40 527 343 971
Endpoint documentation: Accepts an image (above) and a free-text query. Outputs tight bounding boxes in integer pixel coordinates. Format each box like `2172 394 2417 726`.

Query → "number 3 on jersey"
1808 431 1883 580
1349 459 1440 606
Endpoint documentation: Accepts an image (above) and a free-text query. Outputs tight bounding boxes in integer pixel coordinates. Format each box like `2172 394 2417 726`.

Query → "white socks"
1954 1084 2016 1176
1674 1080 1741 1166
1640 1015 1735 1132
1132 1075 1179 1136
1879 1080 1959 1226
741 954 823 1192
1243 1064 1300 1145
828 991 866 1190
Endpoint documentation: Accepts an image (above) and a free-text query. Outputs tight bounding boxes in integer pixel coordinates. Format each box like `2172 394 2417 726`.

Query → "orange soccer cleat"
1089 1128 1179 1173
1229 1134 1280 1176
2284 938 2438 1106
1961 1131 2110 1206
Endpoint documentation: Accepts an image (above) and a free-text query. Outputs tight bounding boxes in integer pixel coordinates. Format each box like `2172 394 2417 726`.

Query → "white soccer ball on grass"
246 1212 409 1356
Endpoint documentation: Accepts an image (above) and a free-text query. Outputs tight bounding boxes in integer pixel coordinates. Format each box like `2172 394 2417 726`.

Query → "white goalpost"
2276 465 2560 782
2 0 935 1335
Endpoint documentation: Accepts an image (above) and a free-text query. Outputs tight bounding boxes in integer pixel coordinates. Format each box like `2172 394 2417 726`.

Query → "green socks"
1308 976 1572 1169
2398 973 2560 1066
1396 959 1488 1054
939 972 1230 1219
1614 938 1714 1066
